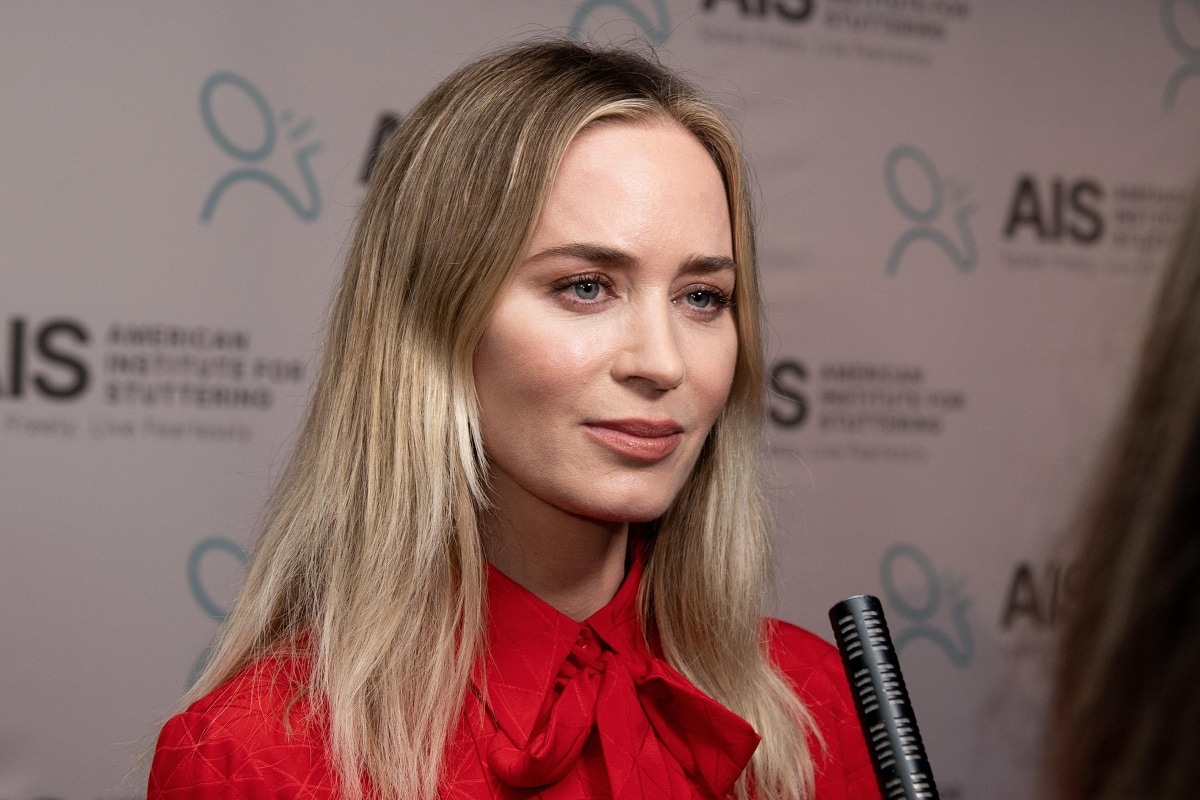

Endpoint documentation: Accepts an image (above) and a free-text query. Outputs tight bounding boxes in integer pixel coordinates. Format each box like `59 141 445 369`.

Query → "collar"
477 542 649 748
474 542 763 798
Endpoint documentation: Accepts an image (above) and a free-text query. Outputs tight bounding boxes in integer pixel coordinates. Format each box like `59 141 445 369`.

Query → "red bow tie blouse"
149 554 879 800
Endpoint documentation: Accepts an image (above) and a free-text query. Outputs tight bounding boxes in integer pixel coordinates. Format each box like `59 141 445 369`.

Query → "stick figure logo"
1162 0 1200 110
199 72 323 223
884 145 977 275
880 542 974 667
186 537 248 686
570 0 671 43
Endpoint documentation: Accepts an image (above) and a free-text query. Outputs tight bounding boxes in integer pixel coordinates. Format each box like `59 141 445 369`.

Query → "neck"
483 477 630 622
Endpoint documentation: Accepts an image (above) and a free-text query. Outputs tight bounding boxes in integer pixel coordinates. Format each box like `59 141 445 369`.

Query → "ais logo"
1162 0 1200 110
768 358 809 428
200 72 323 223
700 0 815 21
880 543 974 668
884 145 977 275
570 0 672 43
361 112 403 183
0 317 90 401
1002 175 1104 246
1000 559 1077 631
187 537 248 686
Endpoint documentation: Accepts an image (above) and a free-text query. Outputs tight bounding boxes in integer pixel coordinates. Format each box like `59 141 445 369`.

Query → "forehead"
559 117 723 190
529 118 734 262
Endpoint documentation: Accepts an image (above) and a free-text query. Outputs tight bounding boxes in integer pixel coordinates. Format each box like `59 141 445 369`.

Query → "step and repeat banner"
3 2 1198 798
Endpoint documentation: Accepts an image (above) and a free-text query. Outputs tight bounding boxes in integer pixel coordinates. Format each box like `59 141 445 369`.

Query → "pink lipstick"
583 419 683 463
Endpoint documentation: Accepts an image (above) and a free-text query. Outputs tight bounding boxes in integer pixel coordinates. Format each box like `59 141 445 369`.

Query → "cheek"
686 327 739 423
473 312 601 426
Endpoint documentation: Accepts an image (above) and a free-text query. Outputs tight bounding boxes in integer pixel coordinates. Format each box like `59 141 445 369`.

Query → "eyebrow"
525 242 737 274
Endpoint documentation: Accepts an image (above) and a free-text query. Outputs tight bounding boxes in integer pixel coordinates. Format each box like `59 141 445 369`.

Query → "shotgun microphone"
829 594 939 800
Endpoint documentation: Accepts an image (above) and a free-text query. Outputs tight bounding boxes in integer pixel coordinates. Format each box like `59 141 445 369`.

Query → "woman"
1048 185 1200 800
149 40 877 800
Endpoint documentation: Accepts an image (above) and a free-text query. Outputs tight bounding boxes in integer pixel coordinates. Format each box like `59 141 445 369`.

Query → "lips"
583 419 683 463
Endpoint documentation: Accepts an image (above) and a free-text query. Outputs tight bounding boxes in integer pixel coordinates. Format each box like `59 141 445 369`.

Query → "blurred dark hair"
1050 184 1200 800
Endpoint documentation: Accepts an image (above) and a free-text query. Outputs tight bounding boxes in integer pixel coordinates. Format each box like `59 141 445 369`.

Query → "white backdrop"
3 2 1198 798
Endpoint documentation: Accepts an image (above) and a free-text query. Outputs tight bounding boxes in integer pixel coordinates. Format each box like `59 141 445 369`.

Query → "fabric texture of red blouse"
149 552 880 800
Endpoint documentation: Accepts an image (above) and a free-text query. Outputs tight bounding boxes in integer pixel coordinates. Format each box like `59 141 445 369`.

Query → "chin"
594 507 666 525
565 486 678 525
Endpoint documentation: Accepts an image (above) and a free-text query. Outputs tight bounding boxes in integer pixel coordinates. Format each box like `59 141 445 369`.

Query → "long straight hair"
1050 184 1200 800
188 40 816 800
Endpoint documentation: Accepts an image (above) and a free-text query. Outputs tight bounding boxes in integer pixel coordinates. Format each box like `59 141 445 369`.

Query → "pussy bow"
480 562 762 799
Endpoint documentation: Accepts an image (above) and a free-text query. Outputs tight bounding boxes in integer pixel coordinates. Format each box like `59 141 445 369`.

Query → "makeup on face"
581 419 684 463
473 119 739 527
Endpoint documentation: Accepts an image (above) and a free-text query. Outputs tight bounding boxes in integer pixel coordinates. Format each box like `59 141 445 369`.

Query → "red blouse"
149 555 879 799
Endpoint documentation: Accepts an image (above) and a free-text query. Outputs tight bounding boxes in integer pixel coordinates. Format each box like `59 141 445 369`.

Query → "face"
473 119 739 525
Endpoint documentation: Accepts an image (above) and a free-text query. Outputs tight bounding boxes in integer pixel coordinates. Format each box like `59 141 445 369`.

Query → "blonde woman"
148 40 877 800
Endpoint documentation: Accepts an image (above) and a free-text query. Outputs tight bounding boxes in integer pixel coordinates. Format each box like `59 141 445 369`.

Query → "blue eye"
574 281 601 300
686 291 713 308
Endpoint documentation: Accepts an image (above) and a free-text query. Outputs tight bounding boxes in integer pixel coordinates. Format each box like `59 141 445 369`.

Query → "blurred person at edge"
1049 184 1200 800
147 40 879 800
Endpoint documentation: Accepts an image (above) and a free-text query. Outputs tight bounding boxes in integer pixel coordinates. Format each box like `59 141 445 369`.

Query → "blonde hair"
190 39 816 800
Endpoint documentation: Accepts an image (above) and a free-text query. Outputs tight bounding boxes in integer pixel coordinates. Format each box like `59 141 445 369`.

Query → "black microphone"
828 594 939 800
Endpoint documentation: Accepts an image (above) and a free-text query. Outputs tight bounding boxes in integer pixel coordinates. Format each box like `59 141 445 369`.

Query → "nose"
611 302 686 391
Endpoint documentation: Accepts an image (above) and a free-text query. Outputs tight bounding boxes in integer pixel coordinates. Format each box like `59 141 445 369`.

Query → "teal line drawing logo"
199 72 323 222
186 536 248 686
884 145 977 275
1162 0 1200 110
880 542 974 667
570 0 671 43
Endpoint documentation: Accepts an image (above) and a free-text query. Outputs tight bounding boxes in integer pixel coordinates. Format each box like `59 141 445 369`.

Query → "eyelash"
551 272 613 298
688 287 735 310
550 273 735 313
